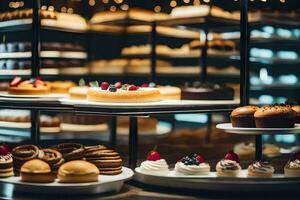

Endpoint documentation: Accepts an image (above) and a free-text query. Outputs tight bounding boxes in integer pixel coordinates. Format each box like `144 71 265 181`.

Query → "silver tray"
0 167 133 194
135 168 300 191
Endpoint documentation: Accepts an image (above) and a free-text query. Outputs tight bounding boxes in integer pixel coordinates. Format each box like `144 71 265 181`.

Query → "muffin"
230 106 259 127
284 153 300 177
254 104 296 128
247 161 274 178
292 105 300 123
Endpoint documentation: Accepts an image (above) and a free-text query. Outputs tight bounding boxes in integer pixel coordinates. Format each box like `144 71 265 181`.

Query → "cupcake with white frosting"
175 154 210 175
284 153 300 177
139 148 169 175
216 151 242 177
247 161 274 178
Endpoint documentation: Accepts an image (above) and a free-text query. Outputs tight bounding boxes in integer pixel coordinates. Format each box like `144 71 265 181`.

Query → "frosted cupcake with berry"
216 151 242 177
139 148 169 175
175 154 210 175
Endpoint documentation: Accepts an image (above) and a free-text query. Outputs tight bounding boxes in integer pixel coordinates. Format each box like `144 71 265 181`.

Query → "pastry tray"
135 168 300 191
216 123 300 135
0 167 133 195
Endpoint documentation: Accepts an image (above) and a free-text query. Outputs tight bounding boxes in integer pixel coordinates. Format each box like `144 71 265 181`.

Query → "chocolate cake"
181 82 234 100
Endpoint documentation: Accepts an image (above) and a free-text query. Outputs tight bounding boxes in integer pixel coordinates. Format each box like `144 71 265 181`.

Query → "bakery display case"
0 0 300 199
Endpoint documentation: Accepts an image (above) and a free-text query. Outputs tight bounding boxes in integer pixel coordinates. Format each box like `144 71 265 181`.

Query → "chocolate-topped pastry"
292 105 300 123
12 145 44 176
41 149 64 173
181 82 234 100
51 143 84 161
230 106 259 127
0 154 13 178
84 146 123 175
247 161 274 178
254 104 296 128
284 153 300 177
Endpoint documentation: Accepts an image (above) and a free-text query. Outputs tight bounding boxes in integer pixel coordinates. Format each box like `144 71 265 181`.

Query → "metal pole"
109 117 117 148
128 117 138 168
31 0 41 78
240 0 261 160
201 28 208 83
150 23 157 83
30 109 40 146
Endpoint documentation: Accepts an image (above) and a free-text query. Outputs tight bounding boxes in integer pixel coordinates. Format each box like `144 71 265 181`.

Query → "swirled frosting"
285 159 300 169
216 159 241 172
248 161 275 174
175 162 210 175
140 159 169 175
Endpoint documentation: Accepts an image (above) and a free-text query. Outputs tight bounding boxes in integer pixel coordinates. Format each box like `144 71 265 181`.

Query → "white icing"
175 162 210 175
140 159 169 175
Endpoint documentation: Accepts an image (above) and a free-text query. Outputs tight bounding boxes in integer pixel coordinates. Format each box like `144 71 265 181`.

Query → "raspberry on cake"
8 77 50 95
87 81 161 103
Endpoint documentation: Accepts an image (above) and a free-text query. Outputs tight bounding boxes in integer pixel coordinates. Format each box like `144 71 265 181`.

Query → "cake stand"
0 167 133 195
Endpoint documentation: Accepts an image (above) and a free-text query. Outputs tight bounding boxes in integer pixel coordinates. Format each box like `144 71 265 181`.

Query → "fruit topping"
100 82 109 90
149 82 156 88
114 82 122 89
89 81 99 87
0 143 10 156
10 77 22 87
292 152 300 160
79 78 86 87
147 147 161 161
121 84 127 90
141 83 149 88
195 154 205 163
224 151 240 163
181 155 199 166
128 85 139 91
108 84 117 92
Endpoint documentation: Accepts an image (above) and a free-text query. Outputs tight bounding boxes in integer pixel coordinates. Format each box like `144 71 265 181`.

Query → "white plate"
216 123 300 135
134 168 300 191
135 168 284 179
0 167 133 194
60 98 239 107
0 92 68 101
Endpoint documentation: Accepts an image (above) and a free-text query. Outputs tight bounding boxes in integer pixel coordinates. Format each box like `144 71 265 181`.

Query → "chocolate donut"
41 149 64 172
12 145 44 176
51 143 84 161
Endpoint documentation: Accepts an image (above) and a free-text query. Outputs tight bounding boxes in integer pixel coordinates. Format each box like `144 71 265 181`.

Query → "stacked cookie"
0 154 13 178
84 145 123 175
12 145 44 176
41 149 64 173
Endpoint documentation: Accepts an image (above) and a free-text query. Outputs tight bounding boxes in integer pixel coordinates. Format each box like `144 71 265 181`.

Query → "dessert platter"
134 149 300 191
0 143 134 194
217 104 300 135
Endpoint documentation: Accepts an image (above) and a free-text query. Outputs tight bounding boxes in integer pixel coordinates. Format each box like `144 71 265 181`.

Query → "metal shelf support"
128 117 138 169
